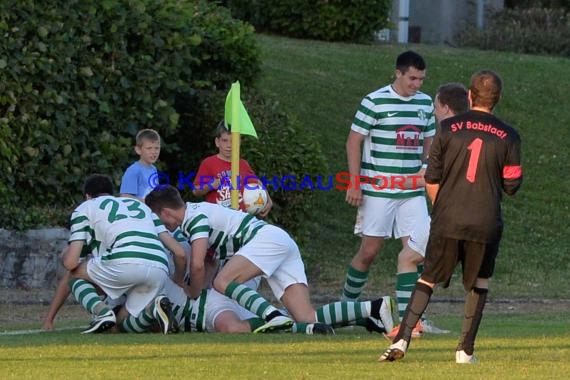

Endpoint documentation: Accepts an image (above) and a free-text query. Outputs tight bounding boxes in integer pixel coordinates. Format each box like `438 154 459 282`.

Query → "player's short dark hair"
469 70 502 110
436 83 469 115
145 185 185 214
84 174 114 198
215 120 230 138
396 51 426 73
135 128 161 147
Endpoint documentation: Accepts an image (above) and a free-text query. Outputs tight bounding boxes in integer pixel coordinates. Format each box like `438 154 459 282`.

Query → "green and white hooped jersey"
181 202 266 261
351 84 436 198
69 195 169 270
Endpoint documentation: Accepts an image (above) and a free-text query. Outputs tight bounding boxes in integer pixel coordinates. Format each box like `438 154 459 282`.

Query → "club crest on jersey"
417 109 427 121
396 125 421 150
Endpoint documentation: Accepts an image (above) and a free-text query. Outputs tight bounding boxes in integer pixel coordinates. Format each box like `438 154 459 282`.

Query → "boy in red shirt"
193 122 272 217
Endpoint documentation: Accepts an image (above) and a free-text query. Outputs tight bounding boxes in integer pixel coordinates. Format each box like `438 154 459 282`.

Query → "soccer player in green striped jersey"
342 51 435 313
154 276 385 335
146 186 397 334
62 174 187 334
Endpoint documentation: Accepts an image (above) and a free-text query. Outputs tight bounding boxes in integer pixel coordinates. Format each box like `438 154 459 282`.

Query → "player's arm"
61 240 85 271
345 130 365 207
203 255 220 289
502 136 523 196
158 231 187 287
42 264 72 331
402 166 426 190
188 237 209 299
422 136 433 164
424 130 444 205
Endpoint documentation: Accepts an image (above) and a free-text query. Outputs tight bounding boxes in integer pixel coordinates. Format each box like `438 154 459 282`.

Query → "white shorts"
237 225 307 300
408 215 431 257
354 196 429 239
162 276 260 332
87 258 168 317
190 288 258 332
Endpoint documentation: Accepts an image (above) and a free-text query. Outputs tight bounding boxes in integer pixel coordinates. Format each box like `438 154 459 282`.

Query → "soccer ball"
242 185 268 215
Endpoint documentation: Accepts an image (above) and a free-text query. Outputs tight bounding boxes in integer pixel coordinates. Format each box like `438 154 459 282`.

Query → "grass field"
1 313 569 380
2 34 569 379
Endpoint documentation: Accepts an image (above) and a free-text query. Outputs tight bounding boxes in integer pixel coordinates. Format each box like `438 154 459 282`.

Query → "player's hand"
41 319 54 331
345 188 362 207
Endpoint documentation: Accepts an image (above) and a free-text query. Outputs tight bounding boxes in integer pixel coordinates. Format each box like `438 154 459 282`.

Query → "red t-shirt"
193 155 258 210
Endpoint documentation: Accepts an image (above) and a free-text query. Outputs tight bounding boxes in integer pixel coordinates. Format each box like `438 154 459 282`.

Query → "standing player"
341 51 435 315
62 174 186 334
379 70 523 364
145 186 396 334
387 83 469 338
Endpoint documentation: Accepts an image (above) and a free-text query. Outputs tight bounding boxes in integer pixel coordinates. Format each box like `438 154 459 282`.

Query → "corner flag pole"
225 81 258 210
230 82 241 210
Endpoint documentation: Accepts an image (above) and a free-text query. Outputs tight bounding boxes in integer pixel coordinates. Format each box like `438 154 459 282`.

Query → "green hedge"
222 0 392 42
455 7 570 57
0 0 327 239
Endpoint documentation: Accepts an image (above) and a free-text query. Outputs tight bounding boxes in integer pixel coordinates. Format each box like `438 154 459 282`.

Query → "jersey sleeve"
181 213 210 242
152 213 168 234
424 129 446 184
119 164 138 195
502 134 523 196
350 95 377 136
424 105 436 138
68 207 93 246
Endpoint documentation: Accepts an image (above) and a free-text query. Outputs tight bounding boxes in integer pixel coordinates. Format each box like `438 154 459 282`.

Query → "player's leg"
213 310 253 333
395 242 424 316
214 226 298 331
282 282 395 333
455 241 496 364
342 235 384 300
390 197 435 337
159 277 193 332
121 265 177 334
214 255 284 321
88 260 175 334
380 236 456 362
69 261 116 334
342 197 394 300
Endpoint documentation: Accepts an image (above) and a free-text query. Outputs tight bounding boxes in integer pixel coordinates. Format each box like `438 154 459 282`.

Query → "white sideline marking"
0 326 86 336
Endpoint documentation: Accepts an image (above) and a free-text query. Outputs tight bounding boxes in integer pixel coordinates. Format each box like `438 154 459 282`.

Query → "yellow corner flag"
224 81 258 209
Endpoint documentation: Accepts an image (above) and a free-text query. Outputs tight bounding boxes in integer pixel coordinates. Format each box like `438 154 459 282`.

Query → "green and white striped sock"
121 302 157 333
396 272 419 320
315 300 371 326
342 265 369 300
225 281 279 320
69 278 109 317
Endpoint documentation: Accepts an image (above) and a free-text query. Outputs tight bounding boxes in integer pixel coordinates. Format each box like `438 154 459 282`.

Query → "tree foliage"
0 0 327 238
221 0 392 42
